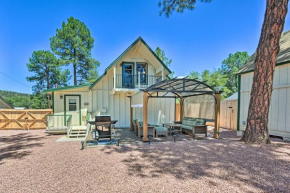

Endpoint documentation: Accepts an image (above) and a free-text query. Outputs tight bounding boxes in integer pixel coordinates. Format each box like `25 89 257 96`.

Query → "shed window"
69 99 77 111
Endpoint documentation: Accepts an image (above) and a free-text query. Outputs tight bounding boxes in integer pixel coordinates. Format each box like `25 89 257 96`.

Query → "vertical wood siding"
240 64 290 139
133 98 175 126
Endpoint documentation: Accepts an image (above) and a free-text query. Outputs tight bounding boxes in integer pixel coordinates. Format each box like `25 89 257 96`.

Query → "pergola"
130 77 222 141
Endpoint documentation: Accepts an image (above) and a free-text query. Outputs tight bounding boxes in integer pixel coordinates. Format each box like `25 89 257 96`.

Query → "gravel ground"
0 129 289 193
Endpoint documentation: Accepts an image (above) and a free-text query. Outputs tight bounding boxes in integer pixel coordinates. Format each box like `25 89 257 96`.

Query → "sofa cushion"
155 127 168 132
149 124 160 127
195 119 205 125
182 118 194 126
182 119 196 126
182 117 205 126
136 120 143 126
181 125 192 130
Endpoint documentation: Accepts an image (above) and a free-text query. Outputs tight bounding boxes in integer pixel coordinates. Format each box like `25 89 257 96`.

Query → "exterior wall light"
60 95 63 99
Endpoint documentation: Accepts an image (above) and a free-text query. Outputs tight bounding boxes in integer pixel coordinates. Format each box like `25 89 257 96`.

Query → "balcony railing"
115 74 162 89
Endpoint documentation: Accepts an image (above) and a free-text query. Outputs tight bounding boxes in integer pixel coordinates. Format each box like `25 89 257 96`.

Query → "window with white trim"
69 99 77 111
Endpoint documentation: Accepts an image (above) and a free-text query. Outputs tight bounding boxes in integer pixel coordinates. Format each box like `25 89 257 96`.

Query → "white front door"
66 96 80 126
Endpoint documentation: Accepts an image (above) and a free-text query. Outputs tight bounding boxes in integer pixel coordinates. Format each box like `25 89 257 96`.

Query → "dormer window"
136 62 147 84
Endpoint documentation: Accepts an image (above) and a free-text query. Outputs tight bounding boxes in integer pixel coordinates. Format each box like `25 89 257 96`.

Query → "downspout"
52 92 54 114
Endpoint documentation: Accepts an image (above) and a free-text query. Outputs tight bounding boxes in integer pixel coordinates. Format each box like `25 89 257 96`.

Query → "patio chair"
136 121 155 138
95 115 112 141
132 120 138 135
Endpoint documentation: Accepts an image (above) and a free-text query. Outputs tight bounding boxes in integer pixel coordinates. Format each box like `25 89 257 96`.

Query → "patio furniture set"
81 115 208 149
131 117 208 138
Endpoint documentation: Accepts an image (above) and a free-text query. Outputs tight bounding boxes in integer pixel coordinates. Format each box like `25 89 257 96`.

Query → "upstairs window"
122 63 134 88
136 63 147 84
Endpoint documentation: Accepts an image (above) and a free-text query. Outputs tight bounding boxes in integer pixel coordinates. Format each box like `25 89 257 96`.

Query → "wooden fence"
0 109 52 130
176 100 238 130
220 100 238 130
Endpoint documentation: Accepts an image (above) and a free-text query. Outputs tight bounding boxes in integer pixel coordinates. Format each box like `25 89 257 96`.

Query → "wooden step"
72 126 87 130
68 125 88 138
68 134 86 138
70 130 86 133
71 128 87 131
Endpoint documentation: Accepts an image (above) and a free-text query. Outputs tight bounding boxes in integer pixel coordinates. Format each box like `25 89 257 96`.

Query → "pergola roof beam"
143 77 217 98
160 79 190 90
149 89 214 94
153 79 186 90
173 82 201 91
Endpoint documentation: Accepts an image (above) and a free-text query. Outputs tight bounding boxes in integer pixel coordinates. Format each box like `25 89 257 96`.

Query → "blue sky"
1 0 290 94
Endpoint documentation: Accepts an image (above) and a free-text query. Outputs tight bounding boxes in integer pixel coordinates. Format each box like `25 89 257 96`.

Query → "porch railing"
115 74 162 89
46 114 72 135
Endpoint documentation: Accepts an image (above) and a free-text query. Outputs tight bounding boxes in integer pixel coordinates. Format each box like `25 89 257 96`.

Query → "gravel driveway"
0 129 289 193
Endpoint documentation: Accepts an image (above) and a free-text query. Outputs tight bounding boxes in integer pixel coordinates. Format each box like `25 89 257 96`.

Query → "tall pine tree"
50 17 100 85
26 50 70 107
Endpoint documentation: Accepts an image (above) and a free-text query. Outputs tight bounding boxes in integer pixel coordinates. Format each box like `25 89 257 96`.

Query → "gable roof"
89 36 172 90
0 96 13 109
238 30 290 74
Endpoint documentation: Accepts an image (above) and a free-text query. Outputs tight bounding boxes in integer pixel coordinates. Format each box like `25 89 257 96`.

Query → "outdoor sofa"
181 117 207 137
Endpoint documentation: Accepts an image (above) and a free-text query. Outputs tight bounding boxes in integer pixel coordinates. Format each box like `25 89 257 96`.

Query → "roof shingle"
238 30 290 74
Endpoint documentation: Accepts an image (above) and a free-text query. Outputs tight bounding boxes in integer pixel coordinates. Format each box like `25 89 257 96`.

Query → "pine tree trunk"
73 48 77 85
73 63 77 85
241 0 288 144
46 70 51 109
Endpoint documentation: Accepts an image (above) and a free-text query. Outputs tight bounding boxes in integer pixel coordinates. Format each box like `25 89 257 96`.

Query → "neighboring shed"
0 96 13 109
237 30 290 140
224 92 238 101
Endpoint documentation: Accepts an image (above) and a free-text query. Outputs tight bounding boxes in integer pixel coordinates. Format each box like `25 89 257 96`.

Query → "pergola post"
179 98 184 121
129 96 133 131
143 91 149 141
214 92 221 139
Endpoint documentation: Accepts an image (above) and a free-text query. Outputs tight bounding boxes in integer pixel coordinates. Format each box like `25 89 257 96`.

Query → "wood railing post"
113 67 116 89
143 91 149 141
129 96 133 131
179 98 184 122
138 72 141 88
214 92 221 139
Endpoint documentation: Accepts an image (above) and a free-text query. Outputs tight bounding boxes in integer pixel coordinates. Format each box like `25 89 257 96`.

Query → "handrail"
46 114 70 134
86 112 92 122
66 115 72 136
115 74 162 89
82 123 93 149
47 114 68 116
